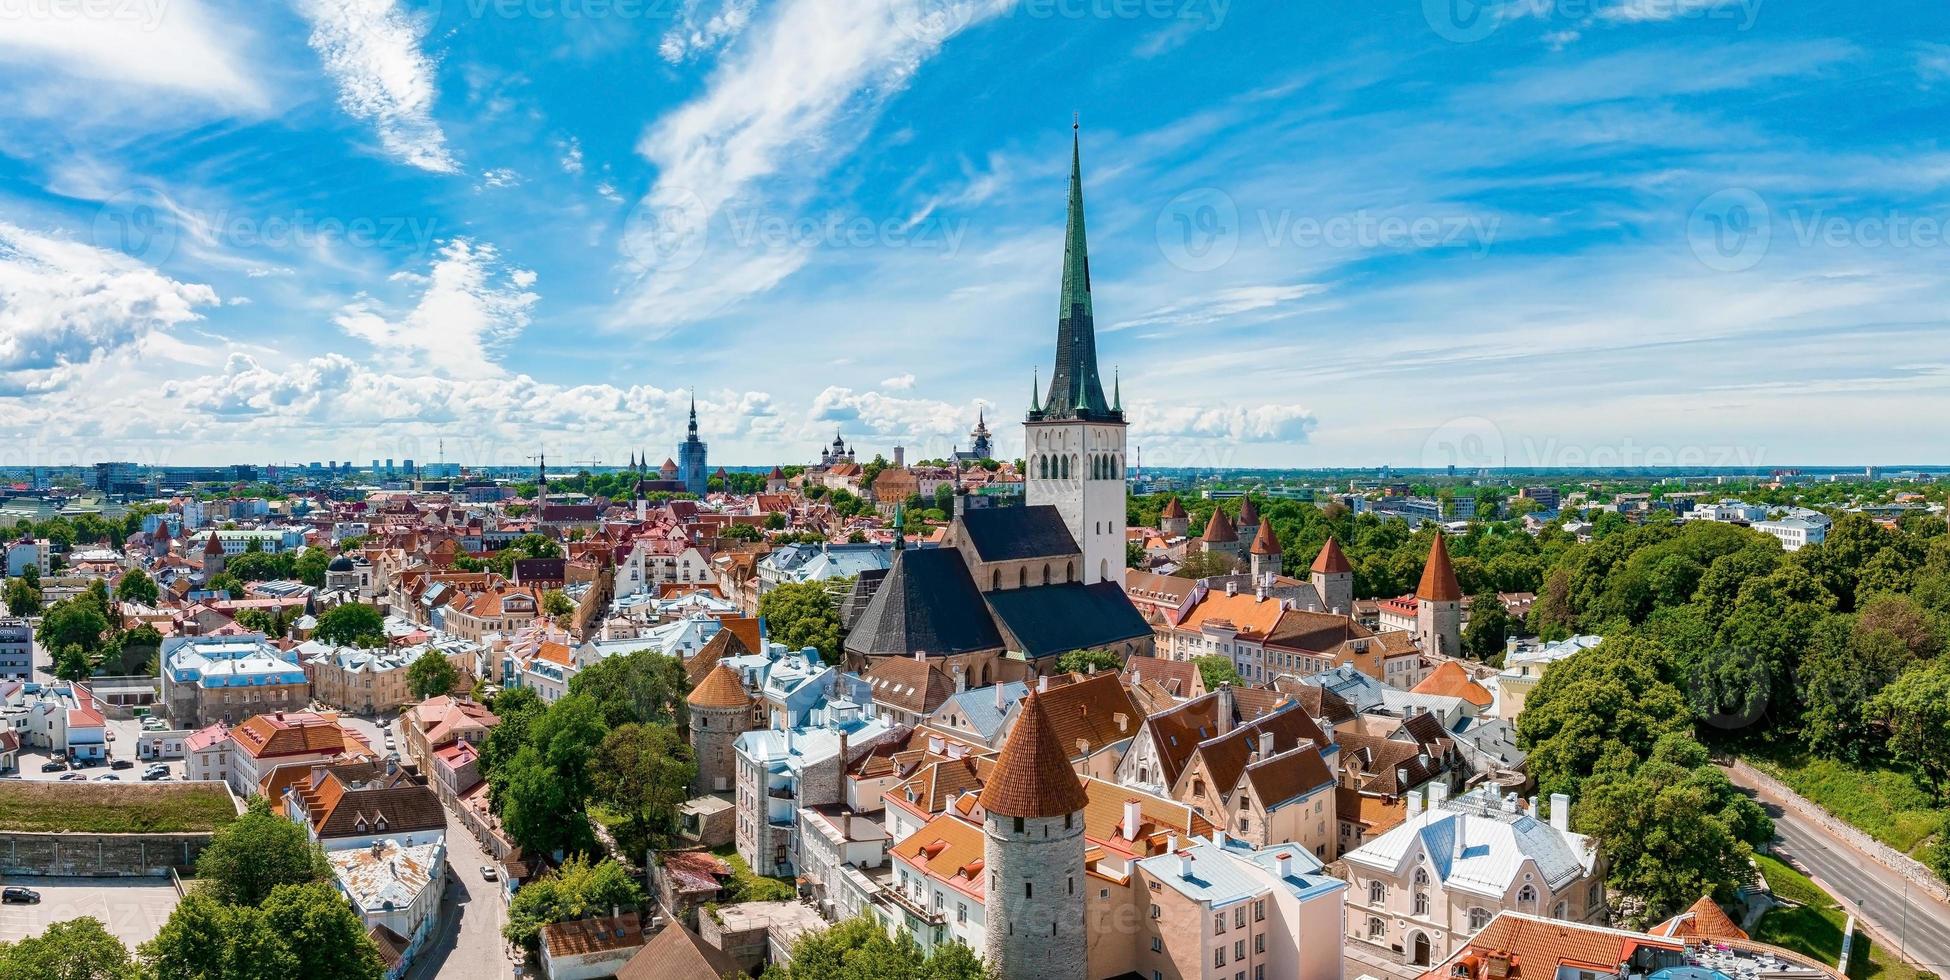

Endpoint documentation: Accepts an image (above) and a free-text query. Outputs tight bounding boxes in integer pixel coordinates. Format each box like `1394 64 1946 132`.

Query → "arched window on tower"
992 570 1001 591
1019 568 1028 588
1042 564 1051 585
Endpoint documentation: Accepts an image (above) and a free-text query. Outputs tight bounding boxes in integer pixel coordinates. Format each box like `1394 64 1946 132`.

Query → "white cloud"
479 168 522 189
0 222 219 394
1111 284 1328 332
332 239 537 379
658 0 761 63
297 0 459 173
0 0 265 112
616 0 1010 330
879 372 916 390
558 137 585 175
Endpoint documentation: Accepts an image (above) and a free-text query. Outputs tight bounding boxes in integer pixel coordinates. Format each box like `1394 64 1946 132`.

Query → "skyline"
3 1 1949 468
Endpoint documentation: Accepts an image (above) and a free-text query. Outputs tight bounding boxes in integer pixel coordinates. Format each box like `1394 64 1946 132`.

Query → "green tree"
1462 590 1512 661
764 511 788 531
1172 550 1238 580
759 580 845 661
205 573 243 599
566 649 689 729
502 856 643 950
234 609 281 637
498 695 609 856
1056 648 1124 674
114 566 158 606
542 589 574 624
259 882 384 980
590 723 696 856
140 893 298 980
1515 633 1692 799
2 578 38 616
1868 659 1950 803
194 798 331 906
293 549 330 588
769 916 992 979
1125 538 1148 570
37 600 109 656
312 603 386 648
0 916 132 980
1576 734 1773 926
406 649 459 701
53 645 94 683
1192 655 1240 691
480 686 545 782
1798 614 1913 761
113 625 163 676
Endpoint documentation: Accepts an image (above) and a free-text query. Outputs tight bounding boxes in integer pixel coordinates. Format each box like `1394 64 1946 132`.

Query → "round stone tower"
1415 532 1464 658
1310 535 1354 615
979 692 1088 980
686 664 752 796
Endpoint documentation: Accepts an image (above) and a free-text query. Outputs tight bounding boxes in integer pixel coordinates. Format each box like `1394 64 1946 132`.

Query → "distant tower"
1249 519 1282 581
1236 495 1261 548
1415 533 1463 657
1159 497 1189 538
151 520 171 558
1198 507 1240 566
980 692 1088 980
678 394 710 496
968 409 994 460
765 466 787 493
687 664 754 796
1025 123 1127 587
536 452 549 513
1310 536 1354 615
202 532 227 579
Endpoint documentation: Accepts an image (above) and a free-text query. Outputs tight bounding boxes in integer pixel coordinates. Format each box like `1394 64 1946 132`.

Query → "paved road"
407 802 515 980
1729 768 1950 973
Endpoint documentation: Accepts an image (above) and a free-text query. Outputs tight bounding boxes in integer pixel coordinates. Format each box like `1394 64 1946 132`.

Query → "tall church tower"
1025 124 1127 587
677 393 709 496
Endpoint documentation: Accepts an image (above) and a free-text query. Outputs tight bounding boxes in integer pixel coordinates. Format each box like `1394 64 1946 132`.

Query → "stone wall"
0 832 212 877
1726 760 1950 904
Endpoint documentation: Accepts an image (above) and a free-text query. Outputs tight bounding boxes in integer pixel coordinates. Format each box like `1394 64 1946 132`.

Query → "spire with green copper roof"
1035 119 1117 423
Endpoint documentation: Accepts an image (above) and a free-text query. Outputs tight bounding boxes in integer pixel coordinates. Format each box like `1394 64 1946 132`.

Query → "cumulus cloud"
0 222 219 395
332 239 537 379
658 0 761 63
880 372 916 390
297 0 459 173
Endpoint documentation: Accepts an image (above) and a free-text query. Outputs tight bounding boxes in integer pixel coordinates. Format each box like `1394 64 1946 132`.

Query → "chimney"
1122 799 1143 841
1453 813 1467 860
1406 789 1424 818
1037 675 1048 694
838 729 849 764
1213 829 1226 849
1166 833 1177 854
1225 581 1238 597
995 682 1006 710
1177 853 1193 879
1550 792 1571 833
1275 851 1293 879
1428 783 1448 807
1527 795 1538 816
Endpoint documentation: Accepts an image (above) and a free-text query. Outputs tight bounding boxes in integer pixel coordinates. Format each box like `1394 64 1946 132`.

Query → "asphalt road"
1731 770 1950 973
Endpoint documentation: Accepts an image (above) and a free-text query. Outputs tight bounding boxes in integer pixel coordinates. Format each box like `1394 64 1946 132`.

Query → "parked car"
2 888 40 904
93 774 119 781
40 760 66 773
110 759 134 770
58 773 86 781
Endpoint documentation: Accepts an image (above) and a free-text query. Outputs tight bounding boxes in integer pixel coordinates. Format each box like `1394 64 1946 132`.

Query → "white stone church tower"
1025 126 1128 587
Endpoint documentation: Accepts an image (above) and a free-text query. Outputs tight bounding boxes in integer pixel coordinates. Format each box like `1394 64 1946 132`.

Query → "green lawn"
1744 747 1944 858
710 844 795 902
1753 853 1926 980
0 781 238 834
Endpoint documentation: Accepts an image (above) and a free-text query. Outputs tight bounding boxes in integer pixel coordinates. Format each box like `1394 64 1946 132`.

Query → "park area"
0 781 240 834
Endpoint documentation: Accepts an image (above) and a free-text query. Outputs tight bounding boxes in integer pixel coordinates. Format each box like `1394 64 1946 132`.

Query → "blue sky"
1 0 1947 470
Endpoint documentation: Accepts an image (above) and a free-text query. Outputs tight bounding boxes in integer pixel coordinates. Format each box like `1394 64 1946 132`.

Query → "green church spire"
1036 119 1116 422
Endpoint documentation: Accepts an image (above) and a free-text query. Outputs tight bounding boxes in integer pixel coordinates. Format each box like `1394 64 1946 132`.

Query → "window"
1234 940 1244 960
1413 868 1429 887
1024 882 1032 898
1214 948 1226 968
1366 916 1385 940
1517 884 1537 909
1235 907 1245 929
1368 881 1386 905
1255 934 1264 954
1469 907 1491 931
1254 899 1265 922
1413 891 1429 916
1151 937 1161 952
1013 816 1025 833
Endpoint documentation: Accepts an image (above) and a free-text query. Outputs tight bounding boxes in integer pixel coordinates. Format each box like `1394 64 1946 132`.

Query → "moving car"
480 865 498 881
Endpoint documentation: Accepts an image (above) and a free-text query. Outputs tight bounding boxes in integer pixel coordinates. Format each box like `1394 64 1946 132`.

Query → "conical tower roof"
1238 496 1259 525
1310 536 1352 575
1249 520 1281 556
203 533 225 556
1160 497 1187 520
1035 124 1116 423
1201 507 1237 543
687 664 752 709
978 691 1089 818
1416 533 1462 602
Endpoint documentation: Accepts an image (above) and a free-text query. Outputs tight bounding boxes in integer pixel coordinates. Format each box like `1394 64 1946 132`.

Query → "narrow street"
407 806 515 980
1726 765 1950 974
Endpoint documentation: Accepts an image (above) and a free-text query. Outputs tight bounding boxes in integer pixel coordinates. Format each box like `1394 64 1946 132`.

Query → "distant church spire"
1035 121 1115 422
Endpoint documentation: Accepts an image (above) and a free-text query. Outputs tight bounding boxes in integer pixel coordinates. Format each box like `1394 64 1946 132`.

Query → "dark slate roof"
511 558 566 583
844 547 1003 658
954 505 1080 563
839 568 888 631
983 582 1150 659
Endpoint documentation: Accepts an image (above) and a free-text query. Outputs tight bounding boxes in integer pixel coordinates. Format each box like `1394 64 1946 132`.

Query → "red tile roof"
1416 533 1462 602
1310 536 1352 575
977 692 1089 818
